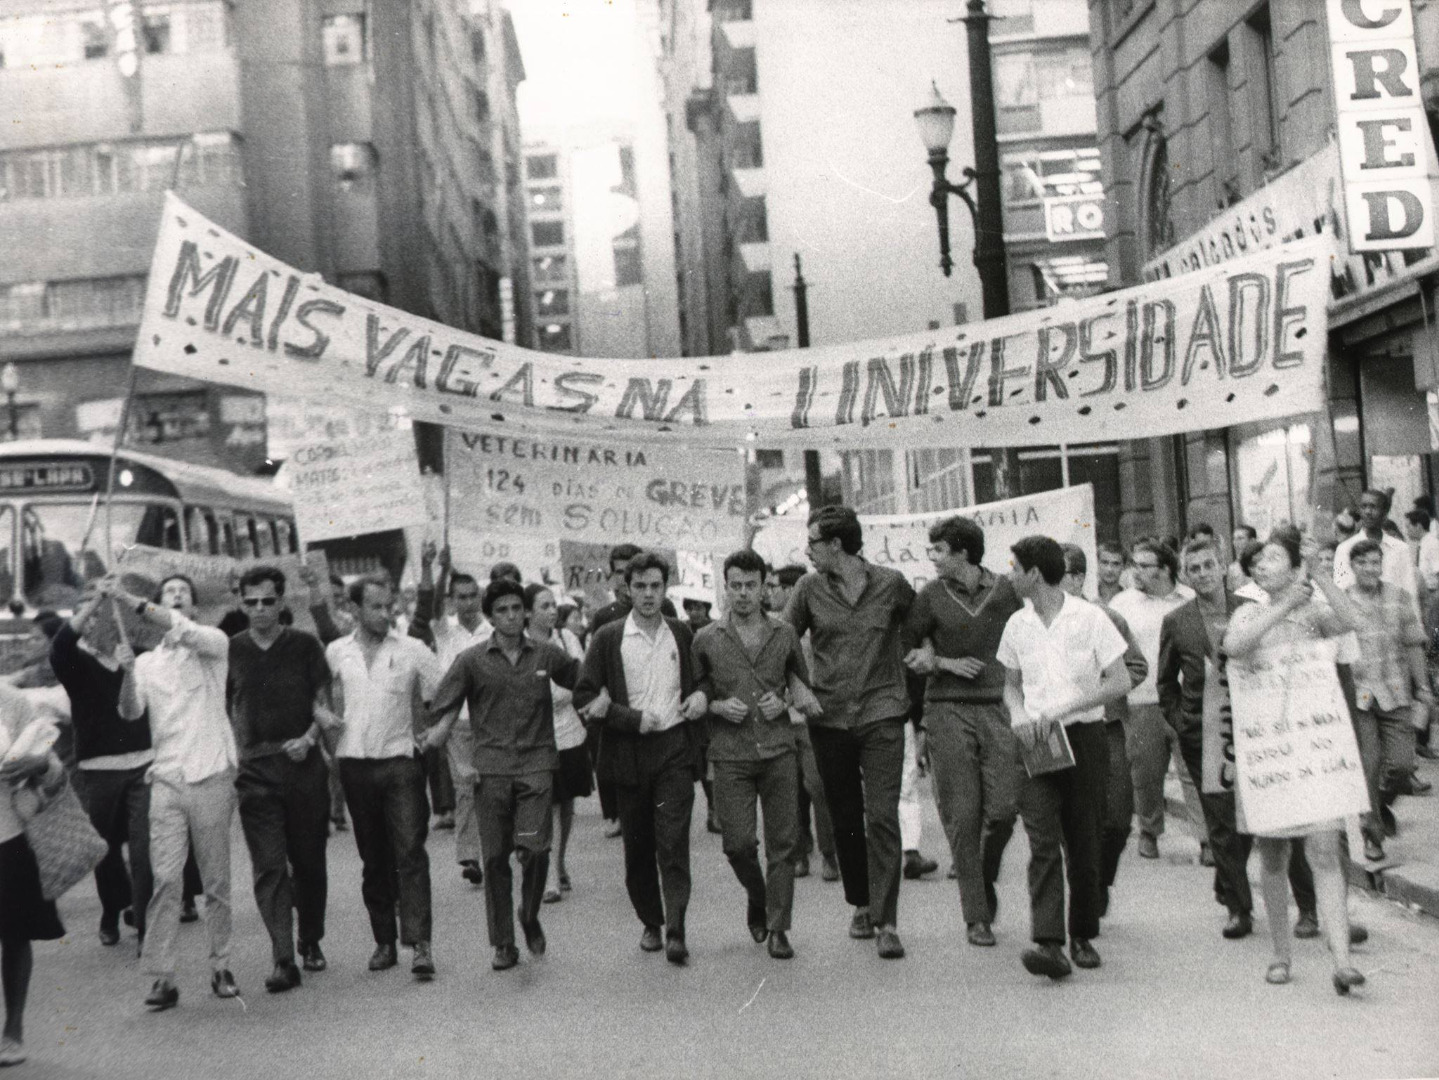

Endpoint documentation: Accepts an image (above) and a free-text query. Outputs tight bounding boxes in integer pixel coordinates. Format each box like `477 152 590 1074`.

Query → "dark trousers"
1100 720 1133 891
1018 720 1106 946
1170 719 1253 916
712 753 799 932
74 765 153 936
236 749 330 963
614 726 695 938
809 718 905 928
339 755 432 946
424 746 455 816
475 772 553 950
588 727 618 821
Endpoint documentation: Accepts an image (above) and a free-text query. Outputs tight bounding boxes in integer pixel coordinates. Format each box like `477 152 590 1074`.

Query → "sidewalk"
1164 750 1439 919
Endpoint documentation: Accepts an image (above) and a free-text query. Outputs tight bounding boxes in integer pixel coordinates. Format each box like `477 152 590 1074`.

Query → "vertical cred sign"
1327 0 1436 251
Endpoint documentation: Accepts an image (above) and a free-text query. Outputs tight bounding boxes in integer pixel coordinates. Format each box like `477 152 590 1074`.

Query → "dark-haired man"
227 565 339 992
1335 490 1419 613
422 579 582 971
903 515 1021 947
694 550 817 960
998 537 1131 979
783 505 915 960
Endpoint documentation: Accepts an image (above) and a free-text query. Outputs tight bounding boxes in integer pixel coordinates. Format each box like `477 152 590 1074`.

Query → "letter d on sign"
1347 181 1434 250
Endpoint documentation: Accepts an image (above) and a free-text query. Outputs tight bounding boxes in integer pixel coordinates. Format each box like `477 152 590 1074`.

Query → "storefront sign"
1044 193 1106 242
1327 0 1436 251
751 484 1097 594
285 430 428 543
136 194 1333 451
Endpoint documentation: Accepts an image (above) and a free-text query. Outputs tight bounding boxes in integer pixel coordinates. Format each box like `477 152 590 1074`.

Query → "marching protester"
1058 544 1147 919
421 580 582 971
226 566 339 993
1223 530 1366 995
997 537 1132 979
520 583 589 905
783 506 915 960
49 585 154 950
113 575 240 1009
574 552 708 965
1334 490 1419 610
693 550 817 960
1 681 67 1067
1095 542 1126 604
326 575 443 979
902 516 1022 947
301 565 358 835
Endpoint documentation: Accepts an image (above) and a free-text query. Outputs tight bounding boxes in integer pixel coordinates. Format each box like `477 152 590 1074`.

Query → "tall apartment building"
523 142 579 354
1091 0 1439 543
0 0 529 474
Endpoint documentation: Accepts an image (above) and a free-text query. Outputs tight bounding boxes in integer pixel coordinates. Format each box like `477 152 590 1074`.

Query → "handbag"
17 776 109 901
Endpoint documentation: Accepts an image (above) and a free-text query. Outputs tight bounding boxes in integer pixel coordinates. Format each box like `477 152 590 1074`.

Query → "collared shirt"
620 612 684 733
1346 582 1425 712
997 595 1128 726
1414 532 1439 593
782 561 916 729
1334 532 1419 615
904 569 1021 704
131 614 237 784
430 633 581 775
694 612 809 761
433 615 492 721
1108 584 1195 706
327 630 443 760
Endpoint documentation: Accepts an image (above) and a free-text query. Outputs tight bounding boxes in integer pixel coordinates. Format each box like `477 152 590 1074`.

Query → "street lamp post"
1 363 19 440
791 253 826 510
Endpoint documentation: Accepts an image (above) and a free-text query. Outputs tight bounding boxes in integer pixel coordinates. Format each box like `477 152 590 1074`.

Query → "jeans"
924 701 1019 926
1353 704 1417 844
141 770 236 980
1100 720 1133 891
712 753 799 932
235 750 330 964
1170 719 1252 916
809 718 906 928
795 737 835 859
475 772 553 950
339 755 432 946
447 725 481 865
73 765 153 936
1018 721 1105 946
614 726 695 937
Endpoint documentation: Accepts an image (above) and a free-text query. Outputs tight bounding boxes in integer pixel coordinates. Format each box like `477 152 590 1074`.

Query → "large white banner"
285 430 428 543
135 194 1332 450
751 484 1097 594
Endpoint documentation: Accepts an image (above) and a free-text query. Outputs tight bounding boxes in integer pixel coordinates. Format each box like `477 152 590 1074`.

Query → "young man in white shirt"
114 574 240 1011
997 537 1131 980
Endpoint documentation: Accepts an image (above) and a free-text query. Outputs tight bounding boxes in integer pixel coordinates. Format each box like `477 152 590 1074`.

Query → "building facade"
0 0 529 474
523 142 579 354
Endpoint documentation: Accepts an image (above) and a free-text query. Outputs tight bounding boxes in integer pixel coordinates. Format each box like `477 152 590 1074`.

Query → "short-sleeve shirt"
1334 532 1419 615
996 595 1128 726
327 630 443 760
227 628 331 760
1345 583 1424 712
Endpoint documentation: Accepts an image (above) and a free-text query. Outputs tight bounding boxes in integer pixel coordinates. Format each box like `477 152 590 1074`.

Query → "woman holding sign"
1223 529 1367 996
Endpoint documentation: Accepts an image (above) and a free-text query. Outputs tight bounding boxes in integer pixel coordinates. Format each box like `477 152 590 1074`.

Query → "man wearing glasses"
226 566 340 993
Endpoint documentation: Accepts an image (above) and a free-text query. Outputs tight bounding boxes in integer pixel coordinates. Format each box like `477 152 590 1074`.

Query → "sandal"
1333 967 1365 996
1265 961 1291 985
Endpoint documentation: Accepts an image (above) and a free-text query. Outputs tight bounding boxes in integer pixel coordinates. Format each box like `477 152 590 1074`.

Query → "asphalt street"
20 782 1439 1080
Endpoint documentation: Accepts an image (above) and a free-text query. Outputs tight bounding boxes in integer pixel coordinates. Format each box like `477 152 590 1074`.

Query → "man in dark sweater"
51 585 155 948
574 552 708 964
226 566 339 992
902 516 1022 947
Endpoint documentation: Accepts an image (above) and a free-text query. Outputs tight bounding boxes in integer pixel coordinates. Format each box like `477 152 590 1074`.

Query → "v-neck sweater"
904 574 1022 703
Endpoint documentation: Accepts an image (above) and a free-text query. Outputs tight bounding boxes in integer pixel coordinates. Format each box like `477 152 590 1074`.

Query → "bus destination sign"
0 464 96 492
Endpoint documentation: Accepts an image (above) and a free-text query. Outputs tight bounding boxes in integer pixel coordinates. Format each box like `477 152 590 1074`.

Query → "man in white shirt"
1108 538 1196 859
1334 489 1419 612
114 574 239 1011
327 575 443 979
998 536 1131 980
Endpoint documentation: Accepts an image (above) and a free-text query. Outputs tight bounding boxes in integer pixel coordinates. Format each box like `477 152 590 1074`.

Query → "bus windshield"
15 500 181 610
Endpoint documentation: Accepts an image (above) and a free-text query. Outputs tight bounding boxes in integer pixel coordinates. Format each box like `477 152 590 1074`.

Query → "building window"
140 13 171 54
529 185 562 212
749 272 774 317
531 220 564 248
0 276 145 334
322 14 366 65
1138 119 1175 260
613 232 643 287
532 254 568 283
535 289 569 317
81 20 108 59
474 89 490 123
537 322 572 352
1231 422 1311 537
331 142 378 193
526 154 558 181
470 27 486 63
1246 5 1283 168
1207 42 1240 207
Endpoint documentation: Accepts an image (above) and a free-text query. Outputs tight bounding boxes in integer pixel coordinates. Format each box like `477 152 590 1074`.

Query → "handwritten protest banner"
286 431 427 543
1226 637 1370 834
1201 657 1236 794
444 429 746 550
265 395 398 462
752 485 1097 594
135 193 1331 450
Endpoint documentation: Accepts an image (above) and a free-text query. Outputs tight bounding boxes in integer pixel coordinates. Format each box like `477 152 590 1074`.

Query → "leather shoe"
522 919 546 956
767 931 794 959
639 926 664 953
460 860 483 885
967 922 996 947
848 910 875 940
665 936 689 965
144 979 178 1010
1333 966 1366 996
492 945 519 971
179 901 199 924
1021 944 1072 979
99 925 120 947
748 924 768 944
747 896 768 943
265 961 301 993
876 927 905 959
1293 912 1320 939
299 943 327 972
902 850 938 879
820 855 840 882
122 907 136 928
411 941 435 977
1349 923 1369 946
368 943 398 971
793 854 810 878
1363 837 1386 862
1137 833 1160 859
1069 939 1101 969
210 970 240 998
1223 912 1253 940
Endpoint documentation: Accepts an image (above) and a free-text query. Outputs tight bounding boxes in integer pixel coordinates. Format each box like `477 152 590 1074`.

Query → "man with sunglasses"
226 566 340 993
